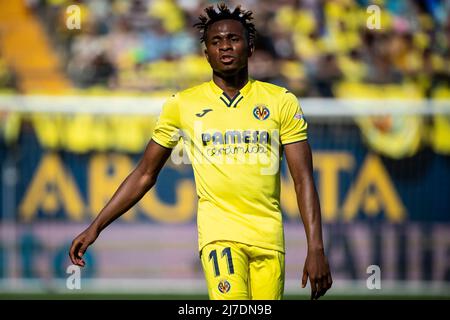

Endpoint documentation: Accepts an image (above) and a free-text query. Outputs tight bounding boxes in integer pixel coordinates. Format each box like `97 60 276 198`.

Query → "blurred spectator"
0 56 17 91
314 53 343 97
90 52 117 87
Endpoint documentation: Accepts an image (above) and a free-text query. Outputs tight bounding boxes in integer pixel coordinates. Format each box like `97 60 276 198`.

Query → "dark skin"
69 18 332 300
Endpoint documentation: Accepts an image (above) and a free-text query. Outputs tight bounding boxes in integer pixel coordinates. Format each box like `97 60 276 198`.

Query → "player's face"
204 19 253 76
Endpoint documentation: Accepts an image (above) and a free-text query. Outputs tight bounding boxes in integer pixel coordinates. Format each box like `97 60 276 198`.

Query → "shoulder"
175 82 210 100
253 80 298 107
253 80 291 96
163 82 209 109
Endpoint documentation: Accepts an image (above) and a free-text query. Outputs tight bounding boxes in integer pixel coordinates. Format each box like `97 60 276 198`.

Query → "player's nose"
219 40 232 51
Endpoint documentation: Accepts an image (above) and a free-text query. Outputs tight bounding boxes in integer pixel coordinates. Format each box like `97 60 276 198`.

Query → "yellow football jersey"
152 79 308 253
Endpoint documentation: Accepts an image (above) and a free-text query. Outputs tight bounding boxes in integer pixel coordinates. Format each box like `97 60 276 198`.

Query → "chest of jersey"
180 96 280 139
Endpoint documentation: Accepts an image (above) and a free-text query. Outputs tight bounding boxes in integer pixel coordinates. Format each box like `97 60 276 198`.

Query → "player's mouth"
220 55 235 64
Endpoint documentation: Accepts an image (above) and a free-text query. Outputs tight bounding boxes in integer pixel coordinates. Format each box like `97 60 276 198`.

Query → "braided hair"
194 3 256 44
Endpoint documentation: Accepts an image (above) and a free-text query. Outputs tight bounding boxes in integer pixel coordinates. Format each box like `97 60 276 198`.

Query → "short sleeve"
280 92 308 145
151 95 181 149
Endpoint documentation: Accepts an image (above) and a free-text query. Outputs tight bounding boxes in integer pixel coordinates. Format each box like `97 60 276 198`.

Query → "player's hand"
69 227 99 267
302 248 332 300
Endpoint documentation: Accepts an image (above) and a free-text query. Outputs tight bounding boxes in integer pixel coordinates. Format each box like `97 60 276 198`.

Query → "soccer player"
69 3 332 300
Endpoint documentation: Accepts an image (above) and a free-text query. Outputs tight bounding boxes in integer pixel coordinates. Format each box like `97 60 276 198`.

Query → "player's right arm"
69 140 172 267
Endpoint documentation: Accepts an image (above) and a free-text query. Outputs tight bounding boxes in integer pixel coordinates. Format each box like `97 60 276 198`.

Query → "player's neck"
212 68 248 98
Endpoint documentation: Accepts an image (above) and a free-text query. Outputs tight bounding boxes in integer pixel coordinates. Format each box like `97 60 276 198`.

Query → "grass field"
2 279 449 300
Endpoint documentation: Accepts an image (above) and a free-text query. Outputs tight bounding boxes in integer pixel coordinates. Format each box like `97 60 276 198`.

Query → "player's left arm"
284 140 332 300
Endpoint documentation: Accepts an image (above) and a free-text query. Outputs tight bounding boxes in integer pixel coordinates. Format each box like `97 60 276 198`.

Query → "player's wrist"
90 220 103 235
307 244 324 252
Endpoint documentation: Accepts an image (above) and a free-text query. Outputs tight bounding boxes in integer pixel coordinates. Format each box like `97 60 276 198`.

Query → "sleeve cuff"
151 136 175 149
281 136 307 146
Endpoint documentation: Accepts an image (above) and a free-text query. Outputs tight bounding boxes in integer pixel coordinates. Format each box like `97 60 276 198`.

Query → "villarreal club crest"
253 105 270 121
218 279 231 293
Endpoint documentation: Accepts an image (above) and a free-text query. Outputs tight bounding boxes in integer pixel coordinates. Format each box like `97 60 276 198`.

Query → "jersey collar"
209 79 253 108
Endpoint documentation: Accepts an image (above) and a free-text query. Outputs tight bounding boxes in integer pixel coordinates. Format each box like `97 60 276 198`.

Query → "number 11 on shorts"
209 247 235 277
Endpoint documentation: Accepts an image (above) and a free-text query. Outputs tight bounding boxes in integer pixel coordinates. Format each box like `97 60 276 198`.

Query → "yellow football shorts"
200 240 285 300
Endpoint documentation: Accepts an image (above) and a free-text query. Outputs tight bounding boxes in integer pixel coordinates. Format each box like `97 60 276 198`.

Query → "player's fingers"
317 274 333 299
328 274 333 288
318 276 329 298
77 243 89 267
310 277 318 300
323 275 329 291
78 244 87 257
302 270 308 288
69 240 82 265
315 278 323 299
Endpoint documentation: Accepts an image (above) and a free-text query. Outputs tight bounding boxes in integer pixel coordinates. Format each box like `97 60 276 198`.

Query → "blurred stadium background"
0 0 450 299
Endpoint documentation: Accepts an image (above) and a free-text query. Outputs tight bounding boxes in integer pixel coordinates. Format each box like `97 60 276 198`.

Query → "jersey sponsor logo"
218 279 231 293
253 105 270 121
294 113 304 120
196 109 213 117
201 130 270 146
